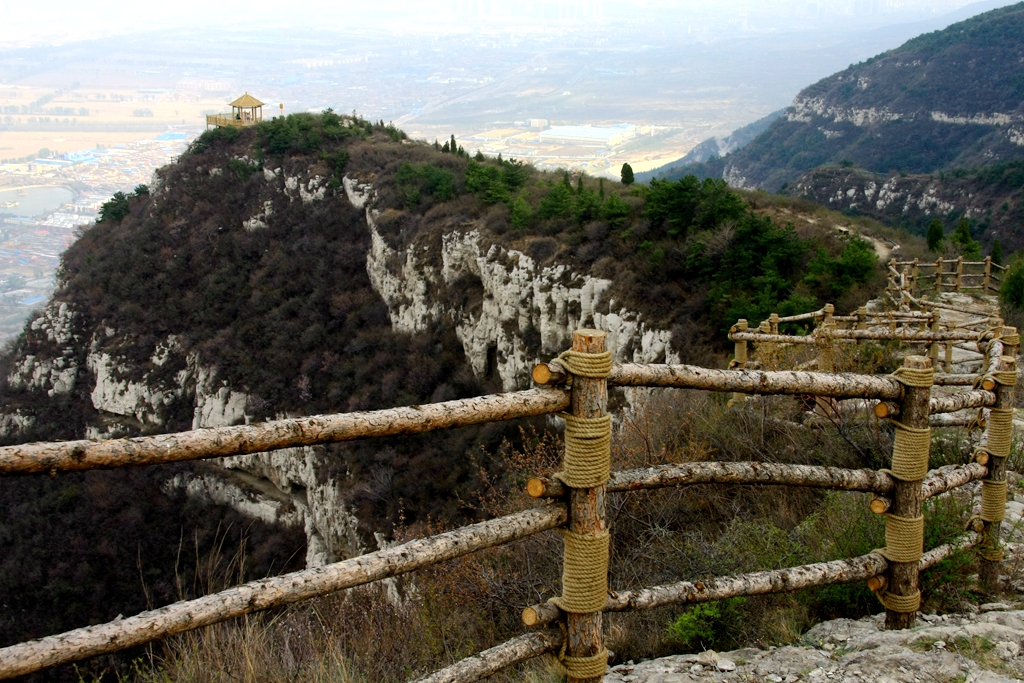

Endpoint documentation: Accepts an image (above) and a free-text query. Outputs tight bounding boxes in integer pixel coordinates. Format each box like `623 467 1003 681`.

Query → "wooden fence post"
984 256 992 292
979 355 1016 593
558 329 610 682
856 306 868 331
911 258 919 295
730 320 749 406
956 256 963 292
935 258 943 290
881 355 932 630
1003 326 1019 358
928 311 941 364
769 312 780 335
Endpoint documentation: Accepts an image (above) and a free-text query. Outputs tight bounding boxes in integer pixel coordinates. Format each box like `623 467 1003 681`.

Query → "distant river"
0 186 75 218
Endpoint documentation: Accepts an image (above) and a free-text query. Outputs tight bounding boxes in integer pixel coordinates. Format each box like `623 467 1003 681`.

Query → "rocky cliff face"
0 152 681 568
357 181 678 391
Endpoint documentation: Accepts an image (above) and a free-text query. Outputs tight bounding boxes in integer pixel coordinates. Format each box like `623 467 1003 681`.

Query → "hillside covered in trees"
0 112 894 679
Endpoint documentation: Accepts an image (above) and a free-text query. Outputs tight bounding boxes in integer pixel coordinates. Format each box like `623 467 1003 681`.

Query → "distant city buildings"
538 123 635 147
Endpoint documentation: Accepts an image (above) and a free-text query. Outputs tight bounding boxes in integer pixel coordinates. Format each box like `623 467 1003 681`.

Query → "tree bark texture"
0 505 567 680
529 461 897 499
523 553 890 628
0 388 570 475
565 330 608 683
886 355 931 630
410 630 563 683
929 391 996 415
608 364 903 400
935 374 992 387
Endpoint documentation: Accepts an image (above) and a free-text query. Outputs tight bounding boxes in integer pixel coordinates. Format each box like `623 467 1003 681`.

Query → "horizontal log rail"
935 373 989 386
607 364 904 400
732 329 997 344
529 461 985 503
0 504 567 680
0 388 570 475
772 309 825 323
929 390 996 414
931 412 985 428
522 529 984 630
411 630 563 683
527 461 895 499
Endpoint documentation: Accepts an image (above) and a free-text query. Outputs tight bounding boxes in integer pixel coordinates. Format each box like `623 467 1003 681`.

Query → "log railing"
0 330 1017 682
889 257 1005 294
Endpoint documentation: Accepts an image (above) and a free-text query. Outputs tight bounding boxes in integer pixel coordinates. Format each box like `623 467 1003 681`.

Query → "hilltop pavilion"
206 93 265 129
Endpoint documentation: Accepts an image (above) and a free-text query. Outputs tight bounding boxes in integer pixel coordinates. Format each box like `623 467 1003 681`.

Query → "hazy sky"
1 0 1018 46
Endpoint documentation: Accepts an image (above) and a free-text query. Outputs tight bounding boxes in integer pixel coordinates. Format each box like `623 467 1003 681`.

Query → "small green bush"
667 598 748 652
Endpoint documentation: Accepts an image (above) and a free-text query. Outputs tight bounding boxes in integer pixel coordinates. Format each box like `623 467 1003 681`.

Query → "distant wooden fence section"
888 256 1006 296
0 327 1018 682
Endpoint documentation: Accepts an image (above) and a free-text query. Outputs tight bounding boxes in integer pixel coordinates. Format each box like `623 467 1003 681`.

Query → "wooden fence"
0 328 1018 682
888 256 1005 296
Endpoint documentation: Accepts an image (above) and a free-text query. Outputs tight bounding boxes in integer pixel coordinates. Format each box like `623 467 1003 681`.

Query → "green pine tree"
599 178 605 199
951 217 981 260
576 174 584 194
926 219 944 252
621 162 635 186
451 135 457 153
992 238 1003 265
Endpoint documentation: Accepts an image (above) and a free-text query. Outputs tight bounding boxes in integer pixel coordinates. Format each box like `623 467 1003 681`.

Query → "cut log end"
982 378 996 391
522 606 540 627
532 363 568 386
867 575 887 592
869 498 891 515
874 402 892 418
975 452 990 466
972 519 986 533
526 478 547 499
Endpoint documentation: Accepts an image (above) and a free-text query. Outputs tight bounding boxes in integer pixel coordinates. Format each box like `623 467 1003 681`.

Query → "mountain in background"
654 2 1024 246
637 110 784 183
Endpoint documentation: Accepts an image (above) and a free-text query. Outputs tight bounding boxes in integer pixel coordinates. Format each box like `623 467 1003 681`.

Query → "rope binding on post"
985 408 1014 458
556 349 612 379
890 422 931 481
891 365 934 388
551 622 609 679
551 530 610 614
555 414 611 489
980 480 1008 524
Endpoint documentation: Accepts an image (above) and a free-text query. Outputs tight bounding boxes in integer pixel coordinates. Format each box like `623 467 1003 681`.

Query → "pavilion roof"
230 93 264 108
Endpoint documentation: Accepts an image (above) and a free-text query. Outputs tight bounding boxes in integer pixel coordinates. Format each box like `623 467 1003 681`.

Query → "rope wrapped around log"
891 422 931 481
981 480 1008 523
554 414 611 488
1001 333 1020 347
552 530 610 614
557 349 612 379
552 623 609 680
985 408 1014 458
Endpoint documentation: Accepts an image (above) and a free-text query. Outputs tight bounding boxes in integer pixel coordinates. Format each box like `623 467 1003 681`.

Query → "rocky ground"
605 604 1024 682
